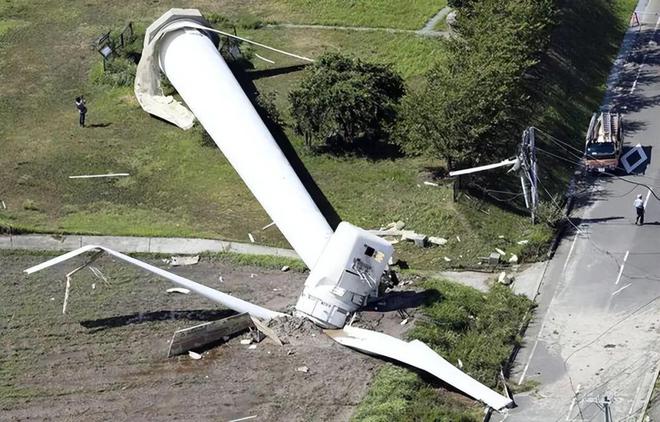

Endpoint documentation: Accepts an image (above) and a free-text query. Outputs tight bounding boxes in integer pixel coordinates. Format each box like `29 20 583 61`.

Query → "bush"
289 52 405 151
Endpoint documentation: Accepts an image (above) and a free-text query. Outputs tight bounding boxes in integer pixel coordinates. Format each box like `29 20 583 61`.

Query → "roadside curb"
0 233 300 260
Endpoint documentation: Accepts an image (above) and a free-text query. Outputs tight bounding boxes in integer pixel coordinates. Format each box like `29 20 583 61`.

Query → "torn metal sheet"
24 245 284 321
68 173 130 179
324 325 513 411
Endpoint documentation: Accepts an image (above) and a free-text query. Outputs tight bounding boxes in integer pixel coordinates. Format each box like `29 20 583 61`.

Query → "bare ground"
0 252 409 421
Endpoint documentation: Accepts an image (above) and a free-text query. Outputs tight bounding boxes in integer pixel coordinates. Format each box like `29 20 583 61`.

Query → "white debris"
498 272 507 283
166 287 191 295
400 318 409 326
424 181 439 187
444 256 452 262
91 283 96 289
517 240 529 245
495 248 506 256
296 366 309 373
261 221 275 230
68 173 130 179
248 233 255 243
1 200 5 209
250 273 257 278
280 265 290 272
429 236 448 246
218 275 224 283
498 235 505 239
458 358 464 369
255 53 275 64
170 255 200 266
188 351 202 360
240 339 253 345
456 236 461 242
508 254 519 264
248 344 257 350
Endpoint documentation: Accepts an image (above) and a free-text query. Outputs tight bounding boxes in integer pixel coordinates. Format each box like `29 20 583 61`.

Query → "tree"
289 53 405 151
397 0 554 171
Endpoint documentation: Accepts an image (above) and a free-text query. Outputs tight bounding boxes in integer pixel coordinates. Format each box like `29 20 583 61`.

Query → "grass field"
353 276 533 421
0 0 636 270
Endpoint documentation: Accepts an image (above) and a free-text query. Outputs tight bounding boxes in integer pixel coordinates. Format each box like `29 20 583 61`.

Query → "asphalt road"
502 1 660 421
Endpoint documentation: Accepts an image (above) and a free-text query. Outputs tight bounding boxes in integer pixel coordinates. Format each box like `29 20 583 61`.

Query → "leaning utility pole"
585 395 613 422
519 128 539 223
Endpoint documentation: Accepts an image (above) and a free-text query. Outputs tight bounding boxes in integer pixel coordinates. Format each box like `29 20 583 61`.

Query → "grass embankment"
0 0 635 270
353 277 532 421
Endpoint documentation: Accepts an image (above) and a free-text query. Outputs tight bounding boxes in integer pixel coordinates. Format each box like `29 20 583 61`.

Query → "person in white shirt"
634 194 645 225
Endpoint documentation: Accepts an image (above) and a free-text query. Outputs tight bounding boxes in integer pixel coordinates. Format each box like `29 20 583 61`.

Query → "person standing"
634 194 645 225
75 96 87 127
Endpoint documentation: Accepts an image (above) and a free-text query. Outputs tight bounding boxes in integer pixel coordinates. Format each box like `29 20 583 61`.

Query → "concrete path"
0 233 299 260
265 7 452 38
498 1 660 420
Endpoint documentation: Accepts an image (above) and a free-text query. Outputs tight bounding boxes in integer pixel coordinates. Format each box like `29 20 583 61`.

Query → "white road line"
563 235 578 274
630 55 647 94
566 384 581 421
612 283 632 296
644 188 652 208
615 250 630 285
518 320 546 385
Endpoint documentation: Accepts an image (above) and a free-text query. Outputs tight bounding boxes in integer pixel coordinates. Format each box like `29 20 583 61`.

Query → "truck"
583 112 623 173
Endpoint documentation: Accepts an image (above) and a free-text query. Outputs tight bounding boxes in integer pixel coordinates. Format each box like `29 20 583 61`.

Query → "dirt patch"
0 251 411 421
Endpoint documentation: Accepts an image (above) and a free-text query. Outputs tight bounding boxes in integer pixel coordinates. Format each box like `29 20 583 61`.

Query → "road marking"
563 235 578 274
612 283 632 296
615 250 630 285
517 320 546 385
644 188 652 208
630 55 647 94
566 384 581 421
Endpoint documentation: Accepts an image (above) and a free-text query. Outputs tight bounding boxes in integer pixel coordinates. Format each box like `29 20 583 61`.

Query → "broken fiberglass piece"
324 325 513 411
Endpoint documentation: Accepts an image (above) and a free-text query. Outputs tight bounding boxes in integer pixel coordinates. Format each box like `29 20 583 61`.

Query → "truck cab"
583 112 623 173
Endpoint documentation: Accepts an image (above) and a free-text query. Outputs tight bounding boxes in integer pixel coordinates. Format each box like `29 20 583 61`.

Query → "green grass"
0 0 634 270
353 277 533 421
240 0 447 29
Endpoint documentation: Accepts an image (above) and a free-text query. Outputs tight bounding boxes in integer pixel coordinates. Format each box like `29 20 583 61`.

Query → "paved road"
502 1 660 421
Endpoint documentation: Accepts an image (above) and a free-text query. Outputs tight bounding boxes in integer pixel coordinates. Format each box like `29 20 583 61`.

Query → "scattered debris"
170 255 200 266
429 236 448 246
240 339 253 345
1 200 5 209
508 254 519 264
218 275 224 283
495 248 506 256
456 236 461 242
457 358 464 369
488 252 501 265
255 53 275 64
517 240 529 245
498 235 505 239
423 181 439 187
444 256 452 262
166 287 191 294
228 416 257 422
280 265 290 272
498 272 514 286
250 316 284 346
250 273 256 278
296 366 309 373
261 221 276 230
400 318 409 326
68 173 130 179
402 232 428 247
248 344 257 350
248 233 255 243
188 351 202 360
168 313 252 357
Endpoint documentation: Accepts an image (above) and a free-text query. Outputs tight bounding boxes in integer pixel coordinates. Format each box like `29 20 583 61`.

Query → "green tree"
289 52 405 151
397 0 554 170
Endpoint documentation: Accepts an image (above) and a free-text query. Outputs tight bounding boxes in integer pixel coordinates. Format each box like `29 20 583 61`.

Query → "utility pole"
519 128 539 223
585 395 613 422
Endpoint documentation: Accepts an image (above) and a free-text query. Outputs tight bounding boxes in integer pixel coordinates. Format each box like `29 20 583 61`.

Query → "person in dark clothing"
75 96 87 127
634 194 645 225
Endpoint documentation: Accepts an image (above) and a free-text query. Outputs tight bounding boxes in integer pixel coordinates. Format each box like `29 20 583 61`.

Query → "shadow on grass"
80 308 236 332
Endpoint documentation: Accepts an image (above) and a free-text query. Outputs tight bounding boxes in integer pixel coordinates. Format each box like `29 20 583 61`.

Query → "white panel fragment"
324 325 513 411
